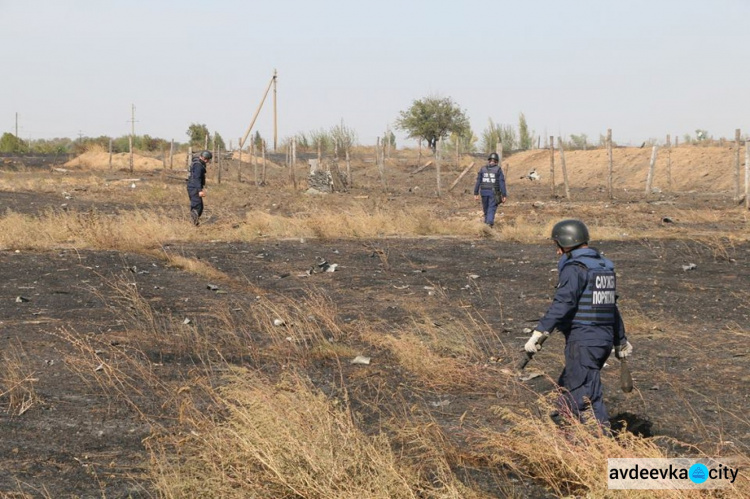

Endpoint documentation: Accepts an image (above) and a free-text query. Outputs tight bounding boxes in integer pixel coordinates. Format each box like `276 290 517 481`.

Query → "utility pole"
240 70 278 151
129 104 137 137
273 68 278 151
15 112 18 137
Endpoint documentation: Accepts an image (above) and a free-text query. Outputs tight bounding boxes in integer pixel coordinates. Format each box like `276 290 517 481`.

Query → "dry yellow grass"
0 341 40 416
479 393 750 498
147 368 483 498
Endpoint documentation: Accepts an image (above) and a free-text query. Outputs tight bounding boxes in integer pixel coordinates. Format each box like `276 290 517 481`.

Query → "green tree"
211 132 226 151
396 96 470 153
695 129 709 142
568 133 588 150
29 137 71 154
309 128 332 155
446 126 477 154
330 121 358 154
0 133 27 153
518 113 532 150
187 123 210 149
253 131 263 151
481 119 516 154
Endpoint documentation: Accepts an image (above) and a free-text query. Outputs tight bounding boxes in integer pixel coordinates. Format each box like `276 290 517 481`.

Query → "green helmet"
551 219 589 249
199 150 213 161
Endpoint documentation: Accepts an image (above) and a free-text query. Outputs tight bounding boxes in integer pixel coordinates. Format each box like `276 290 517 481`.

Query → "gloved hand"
614 341 633 359
524 330 547 353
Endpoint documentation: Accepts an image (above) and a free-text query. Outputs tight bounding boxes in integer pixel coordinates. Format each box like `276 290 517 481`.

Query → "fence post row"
549 136 555 197
645 145 658 194
606 129 613 200
557 137 570 200
735 129 741 201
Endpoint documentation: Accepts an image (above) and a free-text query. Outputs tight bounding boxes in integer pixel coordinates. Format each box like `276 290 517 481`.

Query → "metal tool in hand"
516 332 549 370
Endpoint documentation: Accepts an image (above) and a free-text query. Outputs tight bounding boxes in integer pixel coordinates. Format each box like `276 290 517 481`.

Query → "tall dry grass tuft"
236 204 476 240
0 341 40 416
236 290 356 365
479 392 750 498
147 368 472 498
0 208 200 251
359 313 497 391
159 253 235 285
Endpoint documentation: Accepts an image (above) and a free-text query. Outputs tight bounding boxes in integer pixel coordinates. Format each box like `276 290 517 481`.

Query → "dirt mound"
506 145 744 193
64 151 166 171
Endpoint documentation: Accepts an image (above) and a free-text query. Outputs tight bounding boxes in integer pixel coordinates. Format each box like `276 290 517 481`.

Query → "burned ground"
1 233 748 497
1 145 748 496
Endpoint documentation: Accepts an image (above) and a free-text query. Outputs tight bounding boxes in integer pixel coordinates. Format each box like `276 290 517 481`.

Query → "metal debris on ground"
682 263 697 271
520 372 543 382
15 296 30 303
350 355 371 365
430 399 451 408
207 284 219 291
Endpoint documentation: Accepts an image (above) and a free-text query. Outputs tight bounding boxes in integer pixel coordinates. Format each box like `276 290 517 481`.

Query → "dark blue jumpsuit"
187 156 207 217
535 247 628 429
473 163 507 227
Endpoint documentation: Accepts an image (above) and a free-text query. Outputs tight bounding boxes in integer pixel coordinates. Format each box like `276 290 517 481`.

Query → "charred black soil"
1 234 748 497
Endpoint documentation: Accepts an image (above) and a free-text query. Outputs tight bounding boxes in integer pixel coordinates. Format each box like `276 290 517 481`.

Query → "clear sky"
3 0 749 148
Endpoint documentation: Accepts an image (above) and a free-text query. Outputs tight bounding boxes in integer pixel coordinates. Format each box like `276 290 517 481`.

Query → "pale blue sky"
3 0 749 147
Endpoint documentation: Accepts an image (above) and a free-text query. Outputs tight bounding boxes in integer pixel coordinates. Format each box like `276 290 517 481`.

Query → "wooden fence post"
735 129 741 200
108 137 113 171
436 138 442 197
169 139 174 170
252 141 258 186
377 137 387 191
215 132 221 185
346 147 352 188
645 145 658 194
291 137 297 189
238 138 243 183
607 129 613 200
549 136 555 197
129 136 133 174
262 140 267 185
558 137 570 199
666 135 672 192
745 137 749 210
448 162 475 191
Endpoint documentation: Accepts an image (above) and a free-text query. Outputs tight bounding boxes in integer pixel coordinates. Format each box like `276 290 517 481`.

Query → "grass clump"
147 368 473 498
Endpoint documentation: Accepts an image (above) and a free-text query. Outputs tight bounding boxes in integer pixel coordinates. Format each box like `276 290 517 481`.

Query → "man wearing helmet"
473 152 507 228
187 150 212 226
524 219 633 433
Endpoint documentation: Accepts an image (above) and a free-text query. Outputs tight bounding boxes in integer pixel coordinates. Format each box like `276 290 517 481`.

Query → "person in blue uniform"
187 150 212 226
524 219 633 432
473 152 507 228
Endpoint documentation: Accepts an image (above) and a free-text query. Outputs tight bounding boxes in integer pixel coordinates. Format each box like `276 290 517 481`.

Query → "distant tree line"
0 123 230 155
